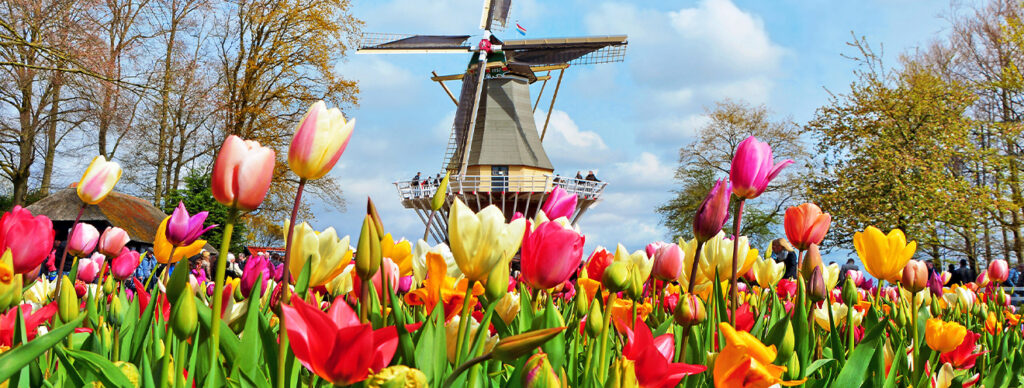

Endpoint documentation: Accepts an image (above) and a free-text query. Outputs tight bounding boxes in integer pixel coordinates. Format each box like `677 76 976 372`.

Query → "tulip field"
1 101 1024 388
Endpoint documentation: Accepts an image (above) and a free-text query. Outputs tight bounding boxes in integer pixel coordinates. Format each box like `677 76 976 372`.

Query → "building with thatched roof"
25 186 216 254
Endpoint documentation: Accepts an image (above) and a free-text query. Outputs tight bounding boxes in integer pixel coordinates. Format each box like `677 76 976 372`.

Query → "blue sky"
312 0 963 259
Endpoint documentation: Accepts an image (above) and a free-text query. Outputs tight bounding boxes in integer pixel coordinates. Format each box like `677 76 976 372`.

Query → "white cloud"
605 152 674 190
534 109 608 165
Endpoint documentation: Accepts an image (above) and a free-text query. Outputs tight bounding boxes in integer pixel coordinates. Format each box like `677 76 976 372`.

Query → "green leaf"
166 262 191 307
0 315 85 382
804 358 835 377
414 302 448 386
195 298 240 364
833 322 885 386
537 296 566 371
237 287 265 378
65 348 134 388
130 289 158 363
53 345 87 387
294 259 312 299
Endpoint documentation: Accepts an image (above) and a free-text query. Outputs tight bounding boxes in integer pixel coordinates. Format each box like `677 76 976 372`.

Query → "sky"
311 0 967 260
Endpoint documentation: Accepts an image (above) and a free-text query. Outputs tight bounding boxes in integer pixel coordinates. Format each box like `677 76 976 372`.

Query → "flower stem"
597 292 618 381
729 199 746 326
455 281 476 366
54 203 86 301
442 353 493 387
276 178 307 388
910 295 919 382
208 208 237 376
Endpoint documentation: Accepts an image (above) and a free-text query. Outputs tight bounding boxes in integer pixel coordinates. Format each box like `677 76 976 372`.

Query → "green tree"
162 169 248 254
658 100 807 248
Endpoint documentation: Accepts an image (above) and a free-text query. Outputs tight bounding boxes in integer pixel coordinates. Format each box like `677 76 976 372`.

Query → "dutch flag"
516 23 526 36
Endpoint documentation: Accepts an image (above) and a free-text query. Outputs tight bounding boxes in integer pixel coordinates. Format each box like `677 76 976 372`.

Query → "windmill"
358 0 627 243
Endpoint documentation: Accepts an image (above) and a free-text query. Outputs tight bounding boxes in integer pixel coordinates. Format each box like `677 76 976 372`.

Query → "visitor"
953 260 974 285
226 253 243 278
1007 263 1020 288
1016 263 1024 287
411 172 421 197
838 258 858 285
585 170 600 182
948 263 961 285
772 239 798 280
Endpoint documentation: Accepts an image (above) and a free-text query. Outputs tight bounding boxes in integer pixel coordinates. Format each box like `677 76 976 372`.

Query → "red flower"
282 295 404 385
776 279 797 299
0 303 57 347
727 303 756 332
0 206 54 274
940 331 987 370
621 316 706 388
520 221 585 290
585 247 614 281
132 278 170 319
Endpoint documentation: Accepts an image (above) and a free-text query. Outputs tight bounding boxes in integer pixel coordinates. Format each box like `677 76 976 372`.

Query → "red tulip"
585 246 613 281
282 295 400 385
940 331 987 370
97 227 130 257
0 303 57 347
776 279 797 299
132 278 170 319
694 179 731 243
988 259 1009 284
621 316 707 388
211 135 276 211
726 303 756 332
0 206 54 274
783 203 831 251
521 221 585 290
541 186 577 220
67 223 99 258
730 136 794 199
110 248 140 281
650 242 684 281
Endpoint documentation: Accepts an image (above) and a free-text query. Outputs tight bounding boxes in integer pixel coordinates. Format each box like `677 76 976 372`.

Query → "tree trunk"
154 16 179 206
40 74 62 196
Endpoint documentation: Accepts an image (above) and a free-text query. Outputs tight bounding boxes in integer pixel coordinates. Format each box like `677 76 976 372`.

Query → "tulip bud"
766 319 795 364
901 260 928 293
108 294 124 326
800 244 823 283
574 288 589 319
523 352 560 388
928 273 943 298
103 276 115 295
355 215 382 281
171 284 198 340
930 295 941 315
586 302 603 338
485 261 509 302
673 293 706 327
493 327 566 362
605 357 639 388
114 362 140 388
783 353 800 381
997 288 1007 306
602 261 630 293
58 277 79 322
366 365 428 388
367 197 385 238
841 277 858 306
693 179 731 243
626 270 644 301
808 266 826 303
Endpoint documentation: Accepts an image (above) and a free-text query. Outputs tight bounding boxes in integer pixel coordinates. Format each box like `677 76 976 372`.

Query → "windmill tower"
358 0 627 243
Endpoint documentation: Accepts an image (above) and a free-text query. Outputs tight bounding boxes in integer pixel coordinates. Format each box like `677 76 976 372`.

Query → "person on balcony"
411 172 421 197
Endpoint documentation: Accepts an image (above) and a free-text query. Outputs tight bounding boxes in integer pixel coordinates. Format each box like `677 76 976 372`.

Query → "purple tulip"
397 275 413 294
541 186 577 220
730 136 793 199
693 179 731 243
241 255 272 297
928 272 944 297
166 202 217 247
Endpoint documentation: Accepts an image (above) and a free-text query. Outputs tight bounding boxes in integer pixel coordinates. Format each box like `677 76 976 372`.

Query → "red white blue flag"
516 23 526 36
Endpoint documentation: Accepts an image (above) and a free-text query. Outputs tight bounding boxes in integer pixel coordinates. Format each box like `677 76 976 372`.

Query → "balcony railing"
394 174 607 201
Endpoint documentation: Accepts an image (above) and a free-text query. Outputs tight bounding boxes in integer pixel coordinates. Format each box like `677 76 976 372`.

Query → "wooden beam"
540 68 566 142
530 64 570 72
533 71 551 113
432 71 459 106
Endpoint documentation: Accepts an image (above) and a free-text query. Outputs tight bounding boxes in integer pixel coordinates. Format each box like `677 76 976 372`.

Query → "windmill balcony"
394 174 606 201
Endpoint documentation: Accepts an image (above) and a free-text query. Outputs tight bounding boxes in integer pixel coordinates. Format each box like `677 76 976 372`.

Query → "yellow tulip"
77 155 122 204
153 217 205 264
853 226 916 283
752 255 785 288
285 221 352 286
823 262 840 290
613 244 653 282
326 264 355 296
679 232 758 291
495 291 520 325
381 234 413 277
448 199 525 282
812 302 864 331
925 318 966 353
0 249 23 310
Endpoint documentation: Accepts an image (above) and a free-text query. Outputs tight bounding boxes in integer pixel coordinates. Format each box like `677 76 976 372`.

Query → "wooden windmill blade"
480 0 512 30
357 34 473 54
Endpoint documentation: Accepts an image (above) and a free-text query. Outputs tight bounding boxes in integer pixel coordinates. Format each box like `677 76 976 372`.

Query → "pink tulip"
651 242 684 281
352 258 399 304
211 135 276 211
521 221 585 290
97 227 130 257
166 202 216 247
0 206 54 274
241 255 273 297
110 247 140 281
77 252 104 283
541 186 577 220
693 179 731 243
67 223 100 257
988 259 1009 284
287 101 355 180
730 136 794 199
77 156 122 204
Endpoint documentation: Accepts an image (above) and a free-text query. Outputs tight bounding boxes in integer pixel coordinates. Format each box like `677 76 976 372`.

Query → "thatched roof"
26 187 216 254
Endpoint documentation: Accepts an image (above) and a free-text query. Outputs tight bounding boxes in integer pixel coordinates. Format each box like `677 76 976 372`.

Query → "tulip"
444 315 498 364
0 206 54 275
67 223 100 258
153 216 205 264
752 255 785 288
730 136 794 199
854 226 916 283
523 352 560 388
808 266 827 302
282 295 403 385
411 240 460 285
380 234 413 277
287 100 355 180
77 155 122 204
240 255 273 297
988 259 1009 284
171 284 198 340
97 227 130 257
678 233 758 291
110 248 140 281
484 261 509 301
925 318 967 353
404 251 484 321
521 220 585 290
822 262 840 290
366 366 428 387
58 276 79 322
284 221 352 287
939 330 986 370
901 259 929 293
621 316 706 387
326 264 355 297
77 252 104 283
210 135 276 211
541 186 577 220
352 257 400 304
448 199 525 282
584 246 614 281
673 293 706 327
606 357 639 388
650 242 684 281
166 202 216 247
783 203 831 251
355 215 382 282
0 250 22 310
0 303 57 347
813 302 864 331
495 291 520 325
799 243 823 282
693 179 731 243
714 322 801 387
23 277 55 305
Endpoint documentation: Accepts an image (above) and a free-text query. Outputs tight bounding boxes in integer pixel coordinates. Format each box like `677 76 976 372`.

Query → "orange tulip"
925 318 966 353
404 252 483 320
714 322 803 388
783 203 830 251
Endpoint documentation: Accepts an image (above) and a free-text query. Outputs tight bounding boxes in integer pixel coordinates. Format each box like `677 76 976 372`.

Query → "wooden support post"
432 71 459 106
533 71 551 112
540 67 566 142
